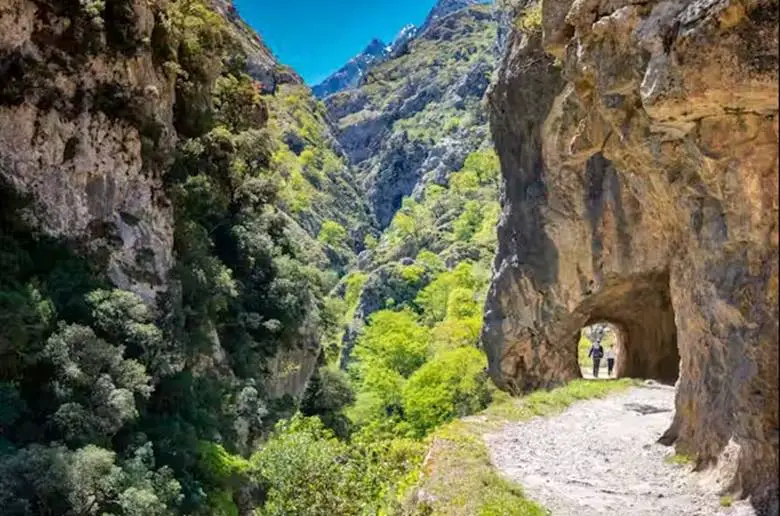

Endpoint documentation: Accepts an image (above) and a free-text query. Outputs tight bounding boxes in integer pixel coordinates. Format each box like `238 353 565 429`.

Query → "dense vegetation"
0 0 370 514
0 0 507 514
274 147 504 511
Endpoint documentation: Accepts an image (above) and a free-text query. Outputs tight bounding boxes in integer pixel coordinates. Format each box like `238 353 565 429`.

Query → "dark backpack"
590 345 604 359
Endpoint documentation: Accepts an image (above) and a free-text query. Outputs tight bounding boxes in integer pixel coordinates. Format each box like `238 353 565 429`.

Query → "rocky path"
485 383 756 516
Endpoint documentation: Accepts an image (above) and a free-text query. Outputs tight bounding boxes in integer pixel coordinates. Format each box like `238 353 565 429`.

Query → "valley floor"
484 383 755 516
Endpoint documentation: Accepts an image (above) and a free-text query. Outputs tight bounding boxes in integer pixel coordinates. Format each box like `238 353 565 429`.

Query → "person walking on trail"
605 344 616 377
588 340 604 378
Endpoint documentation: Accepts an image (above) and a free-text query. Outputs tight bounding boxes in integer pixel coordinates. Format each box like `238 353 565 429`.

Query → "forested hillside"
3 0 777 513
0 0 375 513
0 0 506 513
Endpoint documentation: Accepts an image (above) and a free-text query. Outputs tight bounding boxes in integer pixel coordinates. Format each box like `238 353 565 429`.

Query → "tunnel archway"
578 322 623 378
569 270 680 384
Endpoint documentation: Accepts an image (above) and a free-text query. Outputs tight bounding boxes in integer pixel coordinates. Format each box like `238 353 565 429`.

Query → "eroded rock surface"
482 0 778 511
0 0 177 303
323 1 498 228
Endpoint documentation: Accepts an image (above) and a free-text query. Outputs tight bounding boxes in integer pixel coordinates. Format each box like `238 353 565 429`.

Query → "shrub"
402 347 491 435
250 415 363 516
343 272 368 317
516 3 543 32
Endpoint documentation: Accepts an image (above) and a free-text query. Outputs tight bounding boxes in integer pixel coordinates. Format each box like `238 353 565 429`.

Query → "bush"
516 3 543 32
250 416 363 516
402 347 491 435
251 414 424 515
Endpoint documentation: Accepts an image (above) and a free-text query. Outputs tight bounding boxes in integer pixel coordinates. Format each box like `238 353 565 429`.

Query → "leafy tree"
352 310 430 378
402 347 491 435
300 366 355 437
0 442 181 516
453 200 484 240
416 263 480 324
318 220 348 247
44 323 152 445
250 415 362 515
430 317 482 353
87 289 182 379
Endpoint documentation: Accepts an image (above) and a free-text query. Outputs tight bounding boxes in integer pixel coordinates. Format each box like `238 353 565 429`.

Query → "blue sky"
233 0 439 85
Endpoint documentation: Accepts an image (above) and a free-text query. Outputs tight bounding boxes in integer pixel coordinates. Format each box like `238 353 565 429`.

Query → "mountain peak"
364 38 387 55
312 0 490 98
421 0 487 30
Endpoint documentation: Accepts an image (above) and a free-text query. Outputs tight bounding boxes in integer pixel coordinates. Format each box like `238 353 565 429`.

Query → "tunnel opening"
578 322 623 379
570 271 680 385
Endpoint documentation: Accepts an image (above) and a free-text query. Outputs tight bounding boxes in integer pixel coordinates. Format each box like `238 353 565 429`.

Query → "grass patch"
720 495 733 507
665 453 694 466
406 378 636 515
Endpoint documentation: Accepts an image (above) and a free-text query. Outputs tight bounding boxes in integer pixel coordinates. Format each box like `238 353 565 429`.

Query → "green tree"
43 324 152 445
250 415 362 516
318 220 348 247
453 200 484 241
352 310 430 378
402 347 491 435
416 263 480 324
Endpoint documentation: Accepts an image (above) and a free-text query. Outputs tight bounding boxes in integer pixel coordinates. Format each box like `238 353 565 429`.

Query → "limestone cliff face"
0 0 357 407
0 0 178 304
483 0 778 511
0 0 301 301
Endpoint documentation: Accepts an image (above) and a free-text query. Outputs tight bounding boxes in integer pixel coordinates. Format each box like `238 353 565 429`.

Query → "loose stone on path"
484 384 756 516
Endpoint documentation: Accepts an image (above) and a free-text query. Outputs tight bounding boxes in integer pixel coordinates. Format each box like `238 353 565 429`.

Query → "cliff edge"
482 0 778 511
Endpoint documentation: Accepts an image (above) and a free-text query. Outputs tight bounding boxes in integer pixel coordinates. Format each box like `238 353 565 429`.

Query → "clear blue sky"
233 0 438 85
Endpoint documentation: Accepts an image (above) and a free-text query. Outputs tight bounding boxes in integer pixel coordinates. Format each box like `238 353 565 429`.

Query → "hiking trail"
485 383 756 516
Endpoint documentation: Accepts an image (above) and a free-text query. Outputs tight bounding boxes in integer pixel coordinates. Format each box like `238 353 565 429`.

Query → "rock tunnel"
572 271 680 384
481 0 778 510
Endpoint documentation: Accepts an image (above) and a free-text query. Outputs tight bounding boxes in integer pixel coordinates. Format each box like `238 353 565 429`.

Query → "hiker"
588 340 604 378
605 344 616 377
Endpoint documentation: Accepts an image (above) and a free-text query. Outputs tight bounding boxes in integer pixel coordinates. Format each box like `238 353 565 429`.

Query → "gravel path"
485 383 755 516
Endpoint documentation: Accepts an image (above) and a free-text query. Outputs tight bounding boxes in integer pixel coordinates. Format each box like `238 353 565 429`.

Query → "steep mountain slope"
322 1 499 228
311 0 488 100
0 0 370 513
309 1 504 374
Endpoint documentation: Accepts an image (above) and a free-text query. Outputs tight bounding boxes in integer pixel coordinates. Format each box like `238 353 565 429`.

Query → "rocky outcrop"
324 2 498 228
421 0 490 31
482 0 778 511
0 0 362 421
0 0 177 303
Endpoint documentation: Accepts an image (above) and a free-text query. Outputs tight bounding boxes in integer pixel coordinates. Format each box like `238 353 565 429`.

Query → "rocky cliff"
482 0 778 511
323 1 499 228
0 0 370 511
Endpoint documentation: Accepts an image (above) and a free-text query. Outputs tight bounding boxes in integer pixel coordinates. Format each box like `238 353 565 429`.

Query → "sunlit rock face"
0 0 177 303
482 0 778 511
